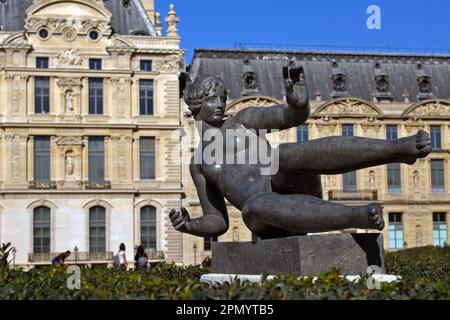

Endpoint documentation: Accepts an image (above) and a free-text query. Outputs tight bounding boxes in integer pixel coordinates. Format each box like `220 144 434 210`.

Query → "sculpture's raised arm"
169 159 229 238
235 65 310 131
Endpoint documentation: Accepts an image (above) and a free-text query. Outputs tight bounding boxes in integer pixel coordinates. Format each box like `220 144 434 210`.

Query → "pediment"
403 99 450 117
57 77 82 87
225 96 282 115
56 136 84 146
314 98 383 117
26 0 111 20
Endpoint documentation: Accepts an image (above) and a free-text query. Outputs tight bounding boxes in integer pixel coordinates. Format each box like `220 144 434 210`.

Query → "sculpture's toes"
415 130 432 158
368 203 385 231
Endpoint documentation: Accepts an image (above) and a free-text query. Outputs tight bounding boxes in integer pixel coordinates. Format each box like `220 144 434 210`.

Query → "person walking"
134 245 148 270
115 243 128 271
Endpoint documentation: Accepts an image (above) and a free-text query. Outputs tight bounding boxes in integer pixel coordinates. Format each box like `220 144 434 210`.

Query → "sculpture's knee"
242 193 272 230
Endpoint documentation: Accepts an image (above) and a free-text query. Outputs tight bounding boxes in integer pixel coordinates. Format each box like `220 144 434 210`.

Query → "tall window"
89 137 105 182
431 160 445 193
386 125 398 141
433 213 448 247
34 136 51 183
33 207 50 254
139 80 154 115
140 60 152 71
342 124 356 192
297 124 309 142
140 138 155 180
204 236 218 251
89 59 102 70
342 124 354 137
343 172 357 193
89 78 104 115
387 164 401 193
141 206 157 251
89 206 106 253
35 77 50 114
430 126 442 149
389 213 404 249
386 125 401 193
36 57 49 69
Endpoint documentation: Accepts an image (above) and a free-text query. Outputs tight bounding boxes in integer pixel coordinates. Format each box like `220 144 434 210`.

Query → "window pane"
389 224 404 249
35 77 50 114
89 207 106 252
140 138 155 180
33 207 50 253
139 80 154 115
387 163 401 193
204 236 218 251
34 136 51 182
36 57 49 69
89 137 105 182
89 78 103 115
342 125 354 137
431 160 445 192
430 126 442 149
297 124 309 142
141 206 157 250
140 60 152 71
386 125 398 141
89 59 102 70
343 171 357 193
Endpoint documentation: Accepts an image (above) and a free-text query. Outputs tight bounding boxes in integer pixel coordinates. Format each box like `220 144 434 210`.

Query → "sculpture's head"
183 75 228 127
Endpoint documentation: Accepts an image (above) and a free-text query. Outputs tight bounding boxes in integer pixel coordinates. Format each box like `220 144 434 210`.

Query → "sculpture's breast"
202 163 224 185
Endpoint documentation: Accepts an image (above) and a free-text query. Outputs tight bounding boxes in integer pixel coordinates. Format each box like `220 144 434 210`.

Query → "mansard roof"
190 49 450 103
0 0 155 36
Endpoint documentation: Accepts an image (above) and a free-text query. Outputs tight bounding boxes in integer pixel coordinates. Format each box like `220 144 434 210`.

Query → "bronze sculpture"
170 66 432 239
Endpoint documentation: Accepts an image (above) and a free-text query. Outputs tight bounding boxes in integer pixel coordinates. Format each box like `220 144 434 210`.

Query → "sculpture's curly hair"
183 75 228 116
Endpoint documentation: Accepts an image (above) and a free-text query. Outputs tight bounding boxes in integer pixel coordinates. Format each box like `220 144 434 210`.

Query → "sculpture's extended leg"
242 192 384 239
277 130 431 174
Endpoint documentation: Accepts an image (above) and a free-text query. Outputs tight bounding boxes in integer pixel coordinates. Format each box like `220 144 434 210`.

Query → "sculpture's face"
199 92 226 127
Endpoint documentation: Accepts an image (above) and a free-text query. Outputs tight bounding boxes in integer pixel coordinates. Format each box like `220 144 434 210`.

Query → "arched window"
33 206 50 253
141 206 157 250
89 206 106 252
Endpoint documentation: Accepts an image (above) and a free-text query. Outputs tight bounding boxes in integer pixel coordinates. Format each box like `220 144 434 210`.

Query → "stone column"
27 76 35 115
5 134 28 188
105 136 112 181
82 136 89 182
81 78 89 116
27 136 34 184
133 136 140 181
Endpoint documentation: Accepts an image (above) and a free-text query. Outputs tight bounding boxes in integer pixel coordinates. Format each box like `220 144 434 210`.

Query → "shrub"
0 245 448 300
385 245 450 281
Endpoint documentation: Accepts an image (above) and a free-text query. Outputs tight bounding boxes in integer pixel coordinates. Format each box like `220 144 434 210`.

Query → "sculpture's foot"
368 203 385 231
395 130 432 164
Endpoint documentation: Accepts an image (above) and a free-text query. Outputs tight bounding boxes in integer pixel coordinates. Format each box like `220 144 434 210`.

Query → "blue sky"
155 0 450 62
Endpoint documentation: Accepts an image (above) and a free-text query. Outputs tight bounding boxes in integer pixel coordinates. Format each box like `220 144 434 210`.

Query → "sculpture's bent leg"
242 192 384 239
277 130 431 174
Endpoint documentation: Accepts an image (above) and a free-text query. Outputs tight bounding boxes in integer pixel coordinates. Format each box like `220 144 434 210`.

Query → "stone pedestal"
211 233 385 276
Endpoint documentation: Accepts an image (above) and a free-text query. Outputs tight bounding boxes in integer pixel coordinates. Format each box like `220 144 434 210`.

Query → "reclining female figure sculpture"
170 66 432 239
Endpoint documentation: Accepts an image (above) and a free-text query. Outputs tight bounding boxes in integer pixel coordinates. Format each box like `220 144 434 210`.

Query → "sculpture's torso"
198 118 273 210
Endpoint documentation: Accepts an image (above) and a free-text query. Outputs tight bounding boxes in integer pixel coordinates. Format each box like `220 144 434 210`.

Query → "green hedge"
0 246 448 300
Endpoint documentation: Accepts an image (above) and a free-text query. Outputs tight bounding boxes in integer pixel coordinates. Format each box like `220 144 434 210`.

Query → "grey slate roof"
190 49 450 103
0 0 155 36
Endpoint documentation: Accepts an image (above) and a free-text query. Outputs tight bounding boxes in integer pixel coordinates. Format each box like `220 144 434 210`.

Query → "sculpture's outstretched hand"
169 207 192 233
283 65 309 108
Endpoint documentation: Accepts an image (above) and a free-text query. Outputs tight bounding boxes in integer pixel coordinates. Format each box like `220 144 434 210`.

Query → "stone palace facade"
0 0 184 266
